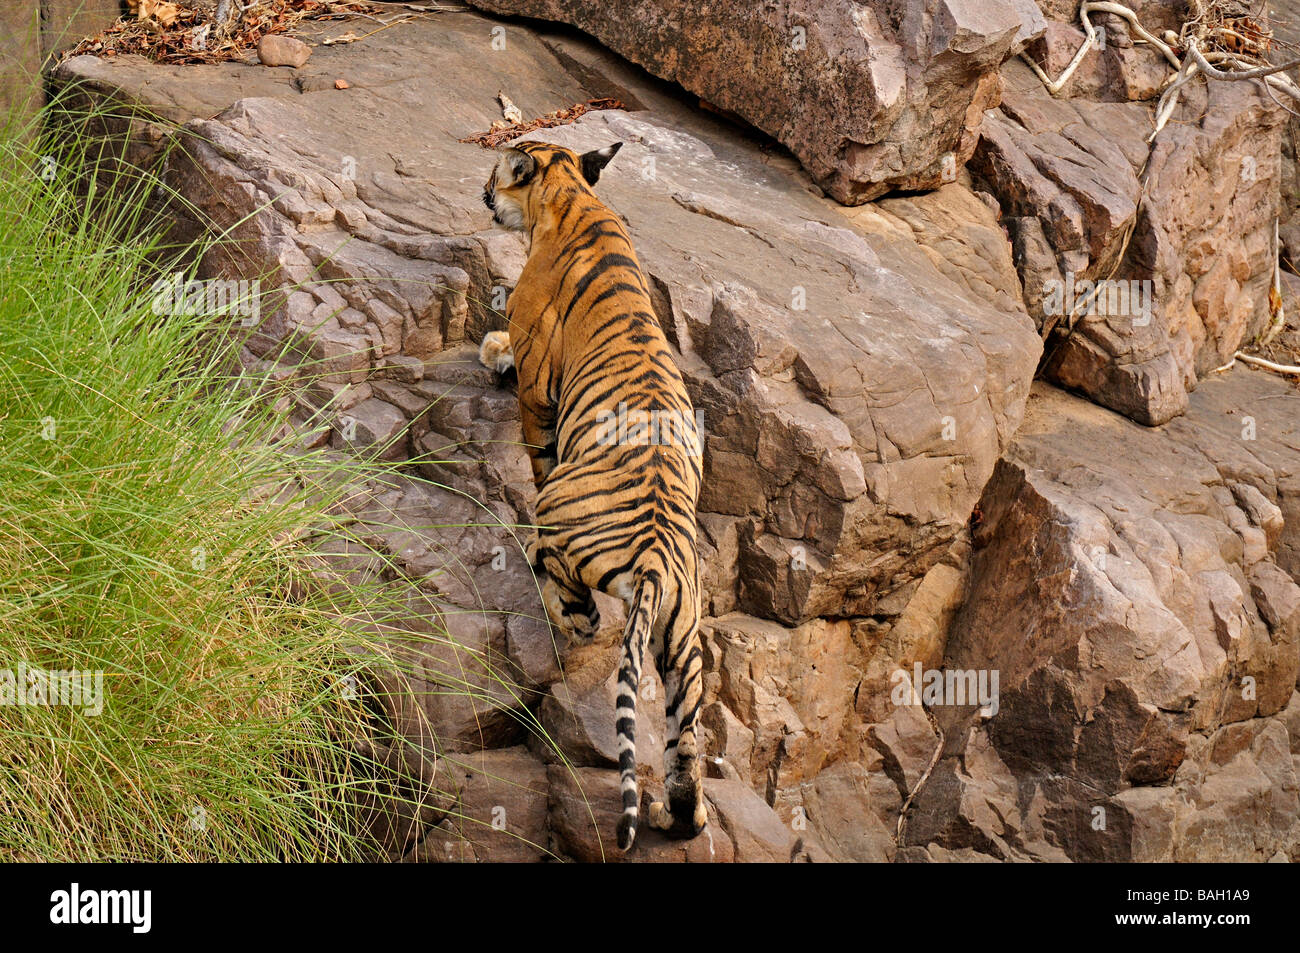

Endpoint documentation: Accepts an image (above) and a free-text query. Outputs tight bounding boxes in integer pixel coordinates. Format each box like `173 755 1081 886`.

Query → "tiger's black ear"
580 142 622 185
498 147 537 188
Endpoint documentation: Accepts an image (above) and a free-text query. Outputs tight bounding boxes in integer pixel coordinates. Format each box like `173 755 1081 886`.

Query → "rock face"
973 58 1285 426
924 369 1300 861
464 0 1044 204
61 10 1040 631
54 7 1040 859
48 1 1300 862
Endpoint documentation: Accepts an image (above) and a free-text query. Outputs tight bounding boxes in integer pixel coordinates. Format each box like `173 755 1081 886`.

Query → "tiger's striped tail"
616 570 663 851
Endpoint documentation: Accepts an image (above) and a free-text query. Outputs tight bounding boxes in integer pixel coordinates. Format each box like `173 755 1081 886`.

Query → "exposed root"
1020 1 1180 96
1022 0 1294 144
1234 351 1300 375
895 708 946 847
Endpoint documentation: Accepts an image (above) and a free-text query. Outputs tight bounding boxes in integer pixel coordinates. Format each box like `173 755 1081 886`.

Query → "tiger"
478 138 706 851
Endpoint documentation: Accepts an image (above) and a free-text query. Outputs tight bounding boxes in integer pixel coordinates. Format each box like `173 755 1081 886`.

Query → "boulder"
464 0 1045 204
257 35 312 69
793 759 899 862
930 369 1300 860
547 765 734 862
703 777 819 863
974 58 1285 425
406 746 551 862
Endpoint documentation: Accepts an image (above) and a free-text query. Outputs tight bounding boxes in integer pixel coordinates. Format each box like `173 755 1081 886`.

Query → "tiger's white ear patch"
580 142 622 185
479 330 515 374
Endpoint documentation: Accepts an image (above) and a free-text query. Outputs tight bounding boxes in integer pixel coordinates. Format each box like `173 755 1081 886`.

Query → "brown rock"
258 35 312 69
794 760 898 862
332 397 409 460
406 747 551 862
941 371 1300 860
976 59 1285 425
703 778 808 863
547 766 733 862
465 0 1043 204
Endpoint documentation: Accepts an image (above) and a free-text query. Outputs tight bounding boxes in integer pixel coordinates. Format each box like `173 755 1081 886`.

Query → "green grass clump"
0 89 464 861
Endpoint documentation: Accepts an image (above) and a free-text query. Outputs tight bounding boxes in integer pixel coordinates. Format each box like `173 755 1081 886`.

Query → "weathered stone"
976 58 1286 425
868 704 941 796
703 778 808 863
939 370 1300 860
465 0 1043 204
536 646 664 774
547 765 734 862
794 759 898 862
406 746 550 862
902 730 1021 859
258 34 312 69
332 397 408 460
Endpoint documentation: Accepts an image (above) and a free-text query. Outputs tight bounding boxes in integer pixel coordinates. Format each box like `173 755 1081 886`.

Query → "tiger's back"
479 139 706 850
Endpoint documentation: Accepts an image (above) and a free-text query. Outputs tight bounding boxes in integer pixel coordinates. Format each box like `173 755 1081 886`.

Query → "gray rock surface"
44 2 1300 862
464 0 1045 204
974 58 1285 425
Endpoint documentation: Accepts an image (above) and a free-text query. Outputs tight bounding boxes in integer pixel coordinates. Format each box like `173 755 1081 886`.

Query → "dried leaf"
138 0 182 27
67 0 387 67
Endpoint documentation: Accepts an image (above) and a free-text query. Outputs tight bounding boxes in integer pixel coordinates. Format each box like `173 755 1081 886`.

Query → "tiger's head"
482 140 622 233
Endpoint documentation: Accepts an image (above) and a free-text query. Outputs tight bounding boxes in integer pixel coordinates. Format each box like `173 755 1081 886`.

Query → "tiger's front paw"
478 330 515 376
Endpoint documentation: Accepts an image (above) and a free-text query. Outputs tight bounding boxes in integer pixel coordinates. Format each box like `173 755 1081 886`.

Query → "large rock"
973 58 1285 425
926 368 1300 860
405 747 551 862
1256 0 1300 269
464 0 1044 204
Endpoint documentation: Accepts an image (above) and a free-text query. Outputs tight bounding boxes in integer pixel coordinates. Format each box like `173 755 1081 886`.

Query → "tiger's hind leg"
648 592 706 838
533 544 600 641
